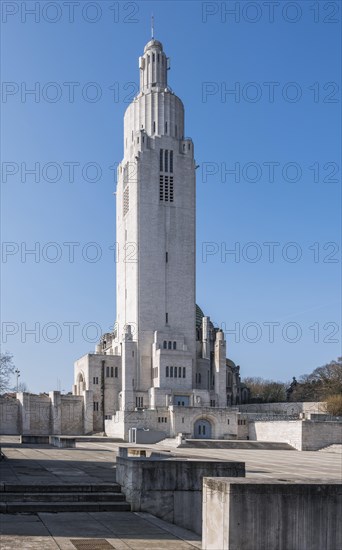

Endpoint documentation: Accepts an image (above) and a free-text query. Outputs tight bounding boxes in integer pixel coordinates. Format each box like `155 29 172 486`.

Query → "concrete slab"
0 511 201 549
1 437 341 485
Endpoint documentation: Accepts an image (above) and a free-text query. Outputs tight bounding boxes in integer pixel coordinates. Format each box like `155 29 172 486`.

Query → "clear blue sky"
1 1 341 393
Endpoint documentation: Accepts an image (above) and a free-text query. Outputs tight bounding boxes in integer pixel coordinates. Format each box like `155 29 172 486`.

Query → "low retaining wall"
249 419 342 450
49 436 76 448
202 478 342 550
116 447 245 535
20 435 50 445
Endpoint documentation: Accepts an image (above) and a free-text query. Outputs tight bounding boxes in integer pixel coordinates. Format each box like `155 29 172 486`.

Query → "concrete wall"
239 401 326 415
0 392 88 436
250 420 303 450
249 419 342 451
18 393 52 435
302 421 342 451
202 478 342 550
0 397 21 434
60 396 84 434
116 448 245 535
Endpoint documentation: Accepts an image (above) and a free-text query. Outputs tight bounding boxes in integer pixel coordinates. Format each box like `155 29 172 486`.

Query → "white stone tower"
116 38 196 410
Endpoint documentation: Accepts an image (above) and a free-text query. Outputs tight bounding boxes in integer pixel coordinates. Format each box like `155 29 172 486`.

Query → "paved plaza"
0 437 341 548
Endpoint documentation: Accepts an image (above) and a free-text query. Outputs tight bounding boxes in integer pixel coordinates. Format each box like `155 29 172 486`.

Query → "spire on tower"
151 14 154 39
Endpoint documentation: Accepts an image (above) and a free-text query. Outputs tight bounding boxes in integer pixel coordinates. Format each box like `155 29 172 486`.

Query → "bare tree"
242 377 287 403
0 352 15 394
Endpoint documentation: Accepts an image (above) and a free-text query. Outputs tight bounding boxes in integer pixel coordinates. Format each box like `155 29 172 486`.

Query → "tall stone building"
73 37 249 440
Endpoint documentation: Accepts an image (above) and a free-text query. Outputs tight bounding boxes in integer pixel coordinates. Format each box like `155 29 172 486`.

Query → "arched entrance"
194 419 212 439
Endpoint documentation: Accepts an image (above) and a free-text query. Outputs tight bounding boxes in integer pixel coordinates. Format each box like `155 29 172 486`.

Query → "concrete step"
1 483 121 493
181 439 295 450
0 492 126 502
2 501 131 513
0 482 131 513
319 444 342 453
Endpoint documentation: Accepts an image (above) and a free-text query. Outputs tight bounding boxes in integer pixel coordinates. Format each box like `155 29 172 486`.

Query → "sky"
1 0 341 393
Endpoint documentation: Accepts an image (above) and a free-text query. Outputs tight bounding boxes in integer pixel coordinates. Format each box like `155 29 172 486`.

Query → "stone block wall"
249 419 342 450
116 449 245 535
202 478 342 550
0 397 21 434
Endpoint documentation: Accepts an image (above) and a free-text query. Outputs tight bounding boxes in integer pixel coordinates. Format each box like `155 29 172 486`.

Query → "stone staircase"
0 483 130 513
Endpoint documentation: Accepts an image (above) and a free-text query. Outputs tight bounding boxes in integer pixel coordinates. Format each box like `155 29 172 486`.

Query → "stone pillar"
49 391 62 435
202 316 210 360
214 330 227 408
17 392 30 434
121 325 137 411
83 389 93 434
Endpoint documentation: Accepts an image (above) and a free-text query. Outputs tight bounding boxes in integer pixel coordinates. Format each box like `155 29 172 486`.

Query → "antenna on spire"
151 14 154 39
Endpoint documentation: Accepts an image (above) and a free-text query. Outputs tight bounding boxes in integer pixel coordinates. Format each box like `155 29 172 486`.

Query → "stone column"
49 391 62 434
83 389 93 434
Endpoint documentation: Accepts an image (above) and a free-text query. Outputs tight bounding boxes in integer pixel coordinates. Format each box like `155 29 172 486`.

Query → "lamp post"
14 368 20 393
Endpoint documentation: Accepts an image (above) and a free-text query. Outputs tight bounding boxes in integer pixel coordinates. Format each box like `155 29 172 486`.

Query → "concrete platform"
0 511 201 549
1 436 341 483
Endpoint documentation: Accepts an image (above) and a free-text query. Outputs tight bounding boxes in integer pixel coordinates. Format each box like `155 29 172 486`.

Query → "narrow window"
198 425 201 435
199 373 201 383
123 187 129 216
163 340 167 349
164 417 167 423
164 150 168 172
166 312 168 324
157 53 160 62
168 341 172 349
170 366 173 377
158 417 160 423
203 425 206 435
166 252 168 263
159 175 164 201
153 121 156 133
178 367 182 378
164 176 169 201
106 366 109 377
173 341 176 350
111 366 114 377
174 367 177 378
175 125 177 137
152 53 155 62
115 366 118 378
166 366 169 377
169 177 174 202
182 417 184 423
160 149 163 171
165 121 168 134
227 418 230 424
183 367 186 378
170 151 173 173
